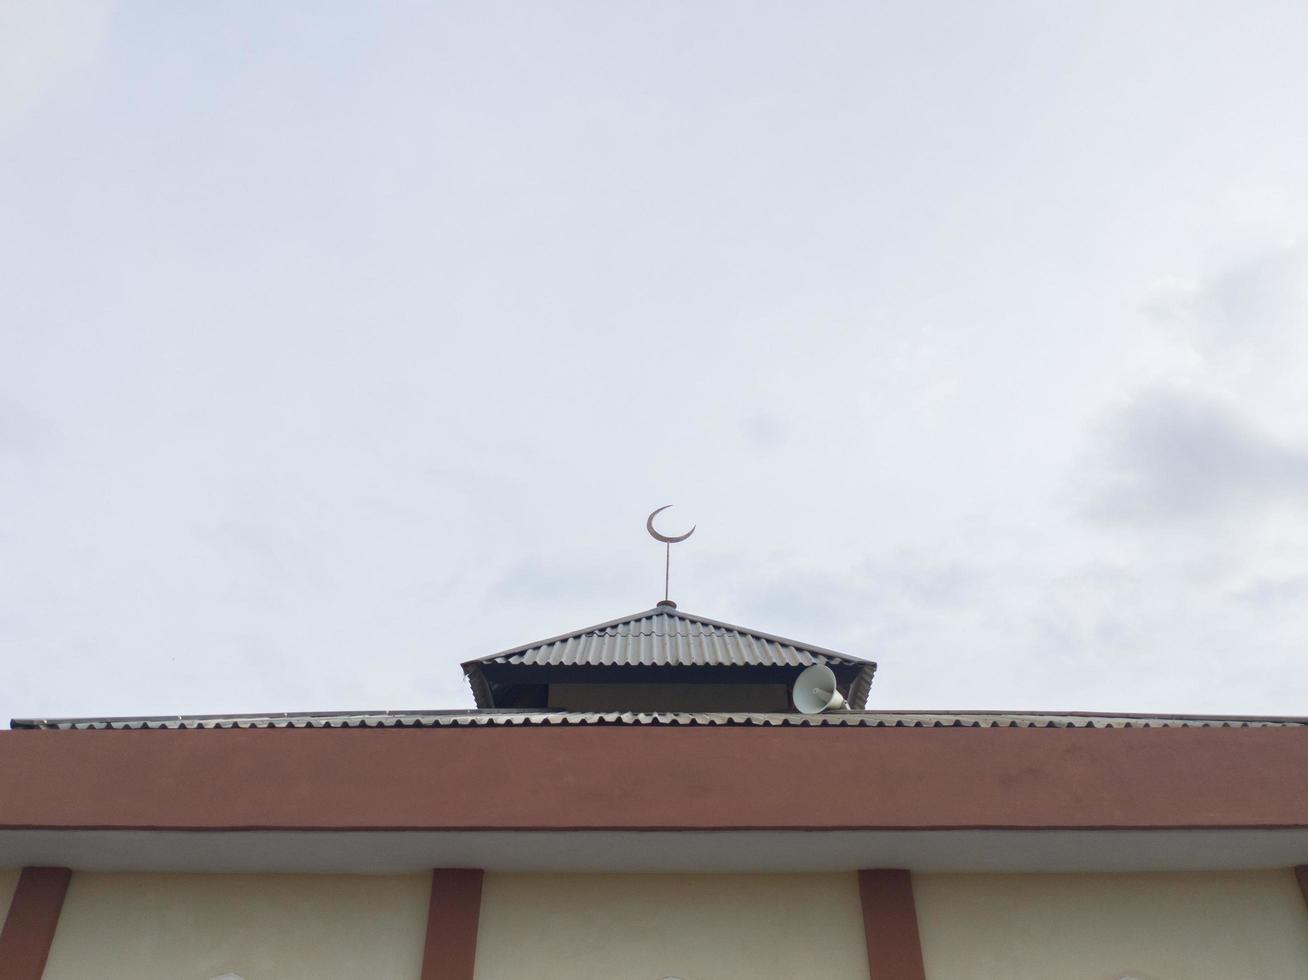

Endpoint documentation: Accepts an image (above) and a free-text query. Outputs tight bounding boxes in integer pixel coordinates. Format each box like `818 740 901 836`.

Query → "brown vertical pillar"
1295 866 1308 911
858 869 927 980
421 869 485 980
0 867 72 980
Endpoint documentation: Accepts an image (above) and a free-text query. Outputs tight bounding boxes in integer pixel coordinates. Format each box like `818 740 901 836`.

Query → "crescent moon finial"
647 505 695 606
646 505 696 544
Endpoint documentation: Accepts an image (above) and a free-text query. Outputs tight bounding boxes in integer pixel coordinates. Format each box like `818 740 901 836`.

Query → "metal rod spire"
646 505 696 607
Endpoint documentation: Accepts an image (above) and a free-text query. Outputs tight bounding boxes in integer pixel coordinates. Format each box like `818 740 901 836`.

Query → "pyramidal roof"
461 605 877 710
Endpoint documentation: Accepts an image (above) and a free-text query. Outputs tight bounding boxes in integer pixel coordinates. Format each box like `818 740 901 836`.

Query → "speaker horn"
793 663 847 714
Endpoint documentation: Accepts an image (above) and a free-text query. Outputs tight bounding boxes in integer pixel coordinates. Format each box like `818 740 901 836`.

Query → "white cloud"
1085 388 1308 525
1140 243 1308 381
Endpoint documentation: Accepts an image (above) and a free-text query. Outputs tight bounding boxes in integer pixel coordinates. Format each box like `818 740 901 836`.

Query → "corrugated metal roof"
469 607 873 669
13 709 1308 730
460 605 878 709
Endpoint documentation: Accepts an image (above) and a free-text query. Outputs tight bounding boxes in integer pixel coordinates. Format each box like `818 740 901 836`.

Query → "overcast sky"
4 0 1308 723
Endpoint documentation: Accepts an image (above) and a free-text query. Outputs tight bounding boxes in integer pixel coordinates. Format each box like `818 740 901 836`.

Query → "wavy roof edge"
12 709 1308 730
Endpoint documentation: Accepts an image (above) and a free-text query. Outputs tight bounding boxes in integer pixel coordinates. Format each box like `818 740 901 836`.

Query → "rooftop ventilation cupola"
460 606 877 713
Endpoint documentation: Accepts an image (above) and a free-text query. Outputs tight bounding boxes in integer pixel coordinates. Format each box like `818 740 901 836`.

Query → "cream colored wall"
42 872 429 980
0 869 19 924
26 867 1308 980
914 869 1308 980
473 872 869 980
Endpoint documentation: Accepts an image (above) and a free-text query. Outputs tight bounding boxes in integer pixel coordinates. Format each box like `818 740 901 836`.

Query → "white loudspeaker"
793 663 847 714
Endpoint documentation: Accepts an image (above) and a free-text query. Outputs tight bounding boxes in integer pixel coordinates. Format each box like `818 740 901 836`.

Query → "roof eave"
848 662 878 710
463 662 495 710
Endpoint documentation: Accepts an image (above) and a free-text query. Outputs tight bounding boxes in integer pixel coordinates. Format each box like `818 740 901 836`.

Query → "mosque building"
2 514 1308 979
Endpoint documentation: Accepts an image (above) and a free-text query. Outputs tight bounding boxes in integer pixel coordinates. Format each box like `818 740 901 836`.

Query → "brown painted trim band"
421 869 484 980
859 869 926 980
0 867 71 980
2 727 1308 831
